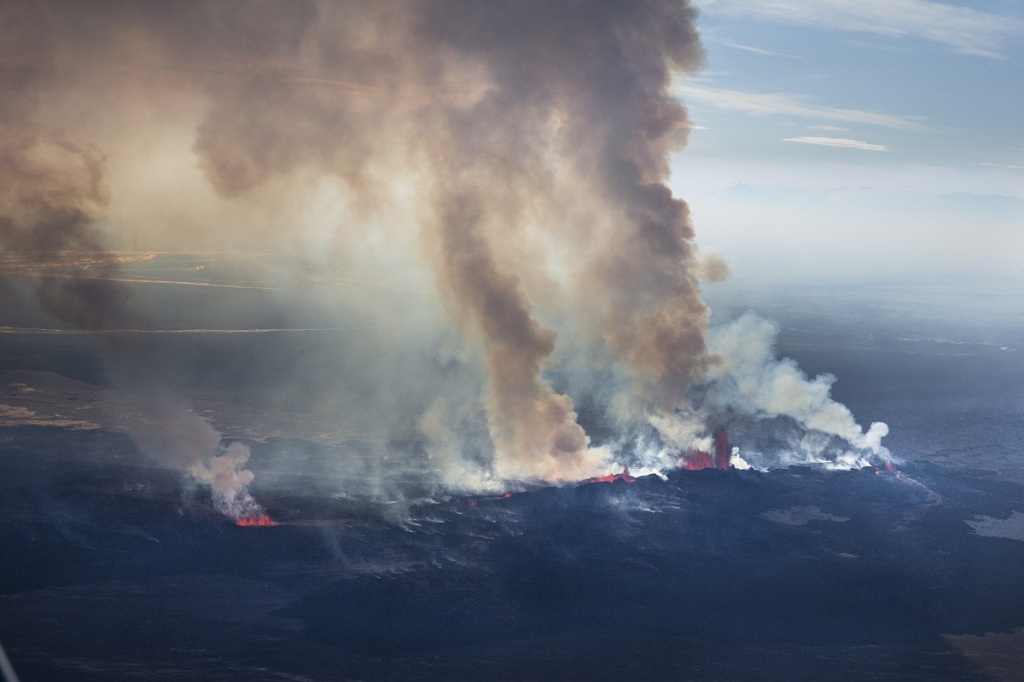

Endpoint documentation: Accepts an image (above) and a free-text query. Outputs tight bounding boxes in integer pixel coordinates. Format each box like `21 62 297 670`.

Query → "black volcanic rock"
2 428 1023 681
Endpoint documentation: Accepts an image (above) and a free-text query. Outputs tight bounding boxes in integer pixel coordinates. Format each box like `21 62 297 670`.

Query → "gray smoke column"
0 2 263 518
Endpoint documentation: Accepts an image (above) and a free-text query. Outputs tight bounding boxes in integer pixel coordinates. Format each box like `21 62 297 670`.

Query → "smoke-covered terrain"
1 1 1022 679
2 267 1023 680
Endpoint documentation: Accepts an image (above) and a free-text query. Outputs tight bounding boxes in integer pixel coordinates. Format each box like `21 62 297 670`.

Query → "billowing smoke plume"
0 1 889 492
651 313 891 470
408 3 706 481
119 394 262 520
705 314 889 455
0 1 262 518
162 0 707 482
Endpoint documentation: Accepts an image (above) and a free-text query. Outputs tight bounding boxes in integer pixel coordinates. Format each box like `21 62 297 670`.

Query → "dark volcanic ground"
2 426 1024 681
2 261 1023 680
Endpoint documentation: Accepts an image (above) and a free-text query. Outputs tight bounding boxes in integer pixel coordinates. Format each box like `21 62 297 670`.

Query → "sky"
672 0 1024 280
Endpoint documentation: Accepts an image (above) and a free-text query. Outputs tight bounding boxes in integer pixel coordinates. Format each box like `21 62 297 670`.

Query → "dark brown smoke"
0 3 125 329
409 2 707 478
1 0 712 483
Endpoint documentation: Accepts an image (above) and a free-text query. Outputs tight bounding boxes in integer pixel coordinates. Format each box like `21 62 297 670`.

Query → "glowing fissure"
236 515 279 527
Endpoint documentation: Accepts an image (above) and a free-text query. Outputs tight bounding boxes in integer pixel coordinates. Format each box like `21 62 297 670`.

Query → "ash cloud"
0 1 890 493
181 0 710 482
0 1 263 519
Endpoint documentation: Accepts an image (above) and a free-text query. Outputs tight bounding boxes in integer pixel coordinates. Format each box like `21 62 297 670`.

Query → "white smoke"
646 312 891 471
729 448 752 470
191 441 262 521
120 394 263 520
420 397 503 492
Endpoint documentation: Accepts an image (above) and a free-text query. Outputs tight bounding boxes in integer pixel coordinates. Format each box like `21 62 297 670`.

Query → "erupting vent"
587 468 637 484
681 429 731 471
683 451 714 471
714 429 731 470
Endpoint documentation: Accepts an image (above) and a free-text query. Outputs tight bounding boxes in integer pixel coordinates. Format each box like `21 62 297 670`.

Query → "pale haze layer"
680 0 1023 281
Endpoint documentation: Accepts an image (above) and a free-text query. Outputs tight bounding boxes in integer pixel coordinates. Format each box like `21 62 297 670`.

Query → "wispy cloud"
807 125 850 132
971 162 1024 171
783 136 888 151
698 0 1023 58
718 41 800 59
676 83 924 130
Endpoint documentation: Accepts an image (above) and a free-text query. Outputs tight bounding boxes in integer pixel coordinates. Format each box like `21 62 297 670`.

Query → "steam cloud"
0 1 890 496
652 313 891 471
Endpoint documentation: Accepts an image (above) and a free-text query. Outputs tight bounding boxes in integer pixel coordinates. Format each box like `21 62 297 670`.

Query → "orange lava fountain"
682 451 714 471
681 429 731 471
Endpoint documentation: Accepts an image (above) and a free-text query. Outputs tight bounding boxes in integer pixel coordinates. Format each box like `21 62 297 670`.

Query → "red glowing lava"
587 468 637 484
682 451 714 470
682 429 731 471
236 514 279 527
714 429 731 471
